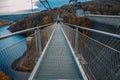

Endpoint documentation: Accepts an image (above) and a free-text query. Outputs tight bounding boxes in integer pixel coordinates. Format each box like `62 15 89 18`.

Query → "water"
0 25 26 49
0 25 30 80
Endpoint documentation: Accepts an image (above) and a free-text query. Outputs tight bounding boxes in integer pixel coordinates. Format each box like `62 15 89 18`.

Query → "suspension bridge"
0 0 120 80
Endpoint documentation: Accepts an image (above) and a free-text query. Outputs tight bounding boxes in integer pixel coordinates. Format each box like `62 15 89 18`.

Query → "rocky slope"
79 0 120 15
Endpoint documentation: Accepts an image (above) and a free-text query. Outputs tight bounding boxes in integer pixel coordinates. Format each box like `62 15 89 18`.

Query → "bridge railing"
86 14 120 27
0 23 55 79
61 23 120 80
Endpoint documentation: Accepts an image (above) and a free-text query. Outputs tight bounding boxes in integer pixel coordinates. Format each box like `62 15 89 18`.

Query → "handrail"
86 14 120 18
28 24 56 80
65 23 120 39
62 23 120 80
61 26 88 80
0 23 52 40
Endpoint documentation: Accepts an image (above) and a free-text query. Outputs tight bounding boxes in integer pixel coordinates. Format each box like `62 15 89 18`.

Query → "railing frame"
35 29 42 55
75 27 78 54
65 23 120 39
62 23 120 80
61 24 88 80
0 23 52 40
28 24 56 80
0 23 52 56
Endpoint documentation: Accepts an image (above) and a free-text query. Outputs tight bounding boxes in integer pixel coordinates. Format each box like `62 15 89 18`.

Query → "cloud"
0 0 39 15
0 0 90 15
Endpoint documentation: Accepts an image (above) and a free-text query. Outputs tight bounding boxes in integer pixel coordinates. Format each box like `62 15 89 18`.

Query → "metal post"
67 27 70 40
75 27 78 54
35 30 38 54
35 29 42 55
65 25 67 35
65 23 120 39
38 29 42 54
47 26 50 40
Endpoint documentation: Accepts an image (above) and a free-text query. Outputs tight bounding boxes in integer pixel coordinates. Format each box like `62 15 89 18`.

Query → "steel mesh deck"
33 24 82 80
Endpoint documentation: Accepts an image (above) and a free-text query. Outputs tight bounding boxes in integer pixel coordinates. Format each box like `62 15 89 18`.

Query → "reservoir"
0 25 30 80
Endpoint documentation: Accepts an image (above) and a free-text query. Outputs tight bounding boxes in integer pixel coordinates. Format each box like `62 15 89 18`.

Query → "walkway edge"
28 24 57 80
60 24 88 80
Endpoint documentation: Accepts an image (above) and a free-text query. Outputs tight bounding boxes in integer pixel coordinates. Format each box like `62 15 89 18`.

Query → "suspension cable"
39 0 52 10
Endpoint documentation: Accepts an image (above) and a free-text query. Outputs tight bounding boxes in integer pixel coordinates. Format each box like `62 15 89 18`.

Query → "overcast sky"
0 0 37 15
0 0 88 15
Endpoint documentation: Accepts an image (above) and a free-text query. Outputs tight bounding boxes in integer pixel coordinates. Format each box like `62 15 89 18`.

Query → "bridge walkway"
32 23 83 80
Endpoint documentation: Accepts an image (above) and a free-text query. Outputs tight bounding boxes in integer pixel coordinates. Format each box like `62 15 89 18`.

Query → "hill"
9 11 54 36
0 20 12 27
0 14 30 22
79 0 120 15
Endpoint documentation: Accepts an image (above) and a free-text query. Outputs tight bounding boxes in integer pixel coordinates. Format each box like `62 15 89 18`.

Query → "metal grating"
33 24 82 80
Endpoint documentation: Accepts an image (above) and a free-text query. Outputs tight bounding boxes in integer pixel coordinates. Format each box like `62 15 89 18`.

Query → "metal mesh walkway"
33 24 82 80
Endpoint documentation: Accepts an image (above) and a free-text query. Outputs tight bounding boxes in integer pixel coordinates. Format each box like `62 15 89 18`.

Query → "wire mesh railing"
0 38 27 80
0 23 55 80
61 23 120 80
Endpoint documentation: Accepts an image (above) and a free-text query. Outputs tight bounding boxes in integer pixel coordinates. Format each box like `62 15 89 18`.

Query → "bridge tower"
69 0 79 16
69 0 78 10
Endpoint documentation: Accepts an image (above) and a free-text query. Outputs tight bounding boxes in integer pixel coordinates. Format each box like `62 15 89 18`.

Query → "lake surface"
0 25 30 80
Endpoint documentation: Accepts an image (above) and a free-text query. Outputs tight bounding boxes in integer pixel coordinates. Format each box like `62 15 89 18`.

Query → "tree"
0 71 11 80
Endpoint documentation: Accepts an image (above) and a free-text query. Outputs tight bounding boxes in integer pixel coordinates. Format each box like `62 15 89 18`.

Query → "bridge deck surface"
33 24 82 80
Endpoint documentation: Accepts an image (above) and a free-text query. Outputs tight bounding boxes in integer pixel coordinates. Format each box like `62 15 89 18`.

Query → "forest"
79 0 120 15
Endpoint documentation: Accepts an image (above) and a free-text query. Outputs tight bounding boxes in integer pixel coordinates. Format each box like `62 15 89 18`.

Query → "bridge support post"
75 27 78 54
67 27 70 40
35 29 42 55
47 26 50 39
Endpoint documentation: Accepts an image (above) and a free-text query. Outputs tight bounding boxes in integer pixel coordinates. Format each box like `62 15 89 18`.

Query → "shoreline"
11 54 32 72
11 37 39 72
0 20 13 27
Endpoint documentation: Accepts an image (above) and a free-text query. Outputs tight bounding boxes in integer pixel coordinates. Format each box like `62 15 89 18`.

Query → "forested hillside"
0 20 12 27
78 0 120 15
9 11 54 36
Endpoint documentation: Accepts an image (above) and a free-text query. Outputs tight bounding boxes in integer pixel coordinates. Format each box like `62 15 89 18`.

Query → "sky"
0 0 89 15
